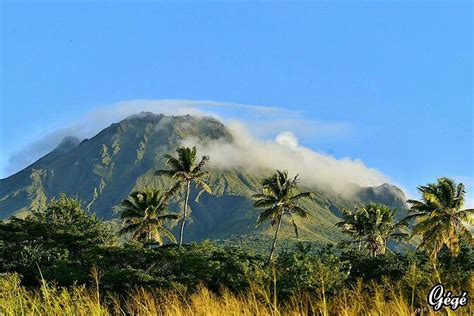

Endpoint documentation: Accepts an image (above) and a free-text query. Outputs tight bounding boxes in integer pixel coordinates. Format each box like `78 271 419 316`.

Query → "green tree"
119 189 178 246
337 203 408 256
0 194 115 285
405 177 473 261
24 193 116 248
155 146 212 246
276 244 349 302
253 170 312 263
335 208 366 251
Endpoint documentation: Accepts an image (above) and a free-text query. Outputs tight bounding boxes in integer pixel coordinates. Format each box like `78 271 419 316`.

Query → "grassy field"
1 273 472 316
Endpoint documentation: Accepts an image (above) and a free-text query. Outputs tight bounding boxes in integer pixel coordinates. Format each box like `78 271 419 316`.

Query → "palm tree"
337 203 408 256
253 170 313 263
155 146 212 246
362 203 408 256
335 208 366 251
404 177 473 261
119 189 178 246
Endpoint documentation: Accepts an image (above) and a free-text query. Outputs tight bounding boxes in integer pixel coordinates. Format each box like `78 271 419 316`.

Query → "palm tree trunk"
179 181 191 247
269 215 283 264
148 224 152 249
381 240 387 254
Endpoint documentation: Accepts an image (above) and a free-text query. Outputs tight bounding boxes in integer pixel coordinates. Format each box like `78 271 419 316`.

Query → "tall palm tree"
155 146 212 246
253 170 313 264
119 189 178 246
337 203 408 256
404 177 473 261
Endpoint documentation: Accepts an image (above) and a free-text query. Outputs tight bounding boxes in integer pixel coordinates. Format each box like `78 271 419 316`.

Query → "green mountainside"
0 113 408 246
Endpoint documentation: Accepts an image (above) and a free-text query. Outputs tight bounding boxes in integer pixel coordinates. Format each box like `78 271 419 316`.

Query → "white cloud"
181 122 390 195
275 131 299 148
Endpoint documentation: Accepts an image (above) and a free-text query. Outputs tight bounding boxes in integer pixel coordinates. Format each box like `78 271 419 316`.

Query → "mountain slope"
0 113 408 245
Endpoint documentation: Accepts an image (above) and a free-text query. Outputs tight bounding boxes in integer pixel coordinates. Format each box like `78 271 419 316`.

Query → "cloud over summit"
181 122 389 194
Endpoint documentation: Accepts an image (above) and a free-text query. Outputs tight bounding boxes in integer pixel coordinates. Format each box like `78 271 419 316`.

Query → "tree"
155 146 212 246
119 189 178 246
253 170 312 263
12 193 116 249
0 194 116 285
337 203 408 256
405 177 473 261
335 208 366 251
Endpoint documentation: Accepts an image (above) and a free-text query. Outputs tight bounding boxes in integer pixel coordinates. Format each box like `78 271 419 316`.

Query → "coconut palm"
253 170 313 263
155 146 212 246
337 203 408 256
404 177 473 261
361 203 408 256
119 189 178 246
335 208 366 251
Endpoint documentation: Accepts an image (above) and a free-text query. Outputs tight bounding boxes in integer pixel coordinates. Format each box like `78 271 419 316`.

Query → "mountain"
0 113 408 246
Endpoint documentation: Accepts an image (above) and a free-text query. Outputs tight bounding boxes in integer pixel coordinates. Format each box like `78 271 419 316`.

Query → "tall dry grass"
0 273 472 315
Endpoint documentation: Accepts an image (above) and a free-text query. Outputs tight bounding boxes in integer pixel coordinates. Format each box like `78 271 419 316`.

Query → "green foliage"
26 169 48 213
342 250 415 283
276 243 349 300
156 146 212 196
1 198 472 305
405 177 474 260
0 194 115 286
101 144 112 166
253 170 313 262
80 241 266 293
135 135 147 162
156 146 212 245
336 203 408 256
119 189 178 246
436 242 474 290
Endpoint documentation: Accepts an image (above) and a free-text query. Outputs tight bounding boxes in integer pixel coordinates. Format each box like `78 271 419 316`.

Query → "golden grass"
0 273 472 315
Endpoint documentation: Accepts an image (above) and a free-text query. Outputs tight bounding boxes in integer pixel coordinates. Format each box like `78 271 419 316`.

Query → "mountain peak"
374 183 405 196
356 183 407 217
124 111 164 121
53 136 80 153
119 112 223 127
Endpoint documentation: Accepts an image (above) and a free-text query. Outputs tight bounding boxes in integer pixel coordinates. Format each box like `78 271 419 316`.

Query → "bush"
341 250 412 283
276 243 349 300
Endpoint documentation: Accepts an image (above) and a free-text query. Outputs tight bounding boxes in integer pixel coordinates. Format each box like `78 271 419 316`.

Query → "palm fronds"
252 170 313 263
155 146 212 246
119 189 178 246
403 177 473 261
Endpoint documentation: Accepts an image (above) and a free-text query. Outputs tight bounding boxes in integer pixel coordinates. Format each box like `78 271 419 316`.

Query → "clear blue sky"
1 1 472 198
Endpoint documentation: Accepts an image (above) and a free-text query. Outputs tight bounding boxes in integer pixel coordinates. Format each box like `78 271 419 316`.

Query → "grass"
1 273 472 315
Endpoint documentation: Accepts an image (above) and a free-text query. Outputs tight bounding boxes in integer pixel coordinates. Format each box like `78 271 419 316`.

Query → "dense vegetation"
1 146 473 314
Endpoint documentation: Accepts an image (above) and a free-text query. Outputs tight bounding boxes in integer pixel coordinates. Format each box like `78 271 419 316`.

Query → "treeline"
0 146 473 312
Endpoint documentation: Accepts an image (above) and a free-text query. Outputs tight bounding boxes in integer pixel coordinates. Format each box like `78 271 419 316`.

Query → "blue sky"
1 1 472 200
